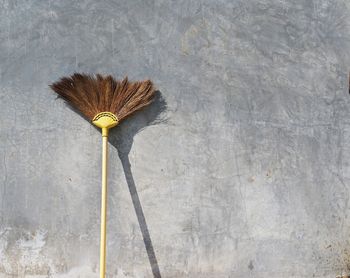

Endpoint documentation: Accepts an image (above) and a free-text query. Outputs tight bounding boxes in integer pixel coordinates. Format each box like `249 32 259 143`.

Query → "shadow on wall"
109 91 167 278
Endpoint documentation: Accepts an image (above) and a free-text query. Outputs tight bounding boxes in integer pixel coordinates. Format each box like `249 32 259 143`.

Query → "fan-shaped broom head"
50 73 156 136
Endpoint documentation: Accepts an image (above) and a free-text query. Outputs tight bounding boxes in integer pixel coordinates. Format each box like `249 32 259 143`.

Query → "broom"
50 73 156 278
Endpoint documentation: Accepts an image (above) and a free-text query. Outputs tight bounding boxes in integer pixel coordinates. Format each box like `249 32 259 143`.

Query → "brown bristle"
50 73 156 121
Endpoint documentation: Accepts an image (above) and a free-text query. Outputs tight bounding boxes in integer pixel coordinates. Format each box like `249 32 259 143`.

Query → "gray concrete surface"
1 0 350 277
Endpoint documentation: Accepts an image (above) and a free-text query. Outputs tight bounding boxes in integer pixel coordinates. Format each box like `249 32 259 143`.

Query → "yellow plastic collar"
92 112 119 137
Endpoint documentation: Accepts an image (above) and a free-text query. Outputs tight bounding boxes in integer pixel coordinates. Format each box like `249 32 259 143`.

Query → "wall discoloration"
1 0 350 277
0 228 51 276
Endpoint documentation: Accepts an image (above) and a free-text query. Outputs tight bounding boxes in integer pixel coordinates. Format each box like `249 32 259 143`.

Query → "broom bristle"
50 73 156 122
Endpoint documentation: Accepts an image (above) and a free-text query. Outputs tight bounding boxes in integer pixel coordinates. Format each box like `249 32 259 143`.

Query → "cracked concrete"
1 0 350 277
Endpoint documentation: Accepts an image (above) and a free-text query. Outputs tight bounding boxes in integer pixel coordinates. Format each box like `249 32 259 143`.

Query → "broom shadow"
109 91 167 278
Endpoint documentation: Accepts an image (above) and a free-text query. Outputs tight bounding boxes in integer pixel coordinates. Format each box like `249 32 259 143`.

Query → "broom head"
50 73 156 135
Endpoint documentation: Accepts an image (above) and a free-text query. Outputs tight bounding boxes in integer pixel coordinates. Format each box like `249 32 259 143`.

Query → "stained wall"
1 1 350 277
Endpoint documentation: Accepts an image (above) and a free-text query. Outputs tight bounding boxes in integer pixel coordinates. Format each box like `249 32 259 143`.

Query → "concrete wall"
1 0 350 277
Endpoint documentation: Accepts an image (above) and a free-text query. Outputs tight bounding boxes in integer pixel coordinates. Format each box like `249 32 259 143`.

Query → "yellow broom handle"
100 132 108 278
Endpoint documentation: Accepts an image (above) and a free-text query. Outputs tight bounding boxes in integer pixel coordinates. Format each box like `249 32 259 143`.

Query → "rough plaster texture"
1 0 350 277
